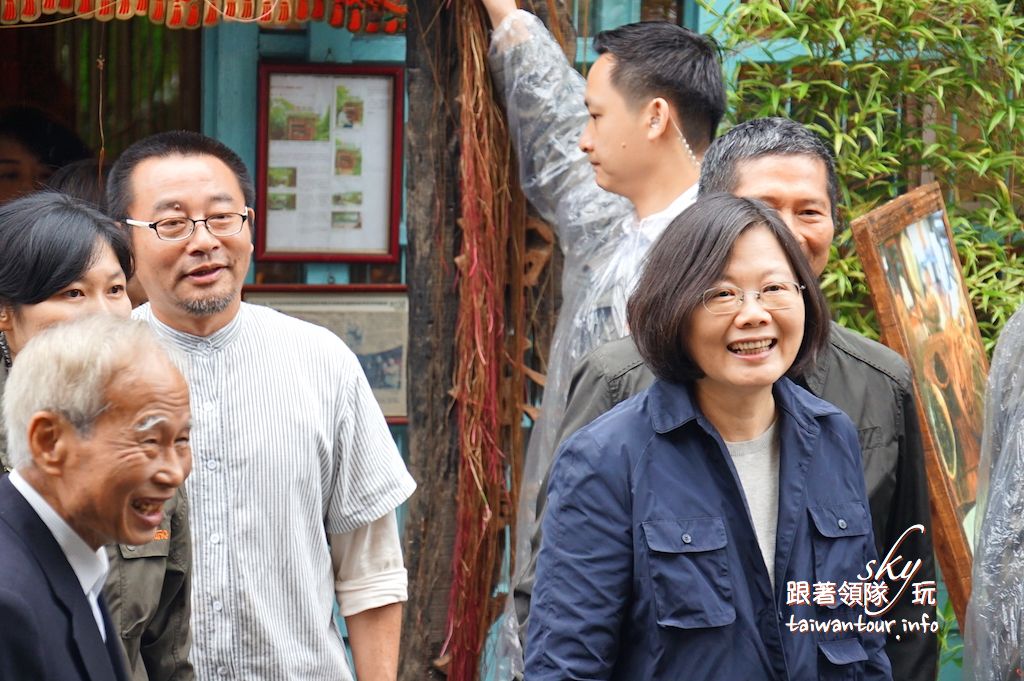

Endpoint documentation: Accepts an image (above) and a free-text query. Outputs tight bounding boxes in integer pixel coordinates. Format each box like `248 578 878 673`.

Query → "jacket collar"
647 375 840 437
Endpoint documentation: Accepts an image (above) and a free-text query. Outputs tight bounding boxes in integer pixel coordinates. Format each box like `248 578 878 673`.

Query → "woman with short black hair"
526 193 891 680
0 191 132 367
0 190 194 681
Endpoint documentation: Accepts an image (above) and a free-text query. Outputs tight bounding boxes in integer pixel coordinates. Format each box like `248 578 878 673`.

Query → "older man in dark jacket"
0 316 192 681
517 118 936 681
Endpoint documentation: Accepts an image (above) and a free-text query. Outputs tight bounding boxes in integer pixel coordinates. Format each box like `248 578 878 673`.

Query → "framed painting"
850 182 986 626
243 286 409 420
256 63 404 263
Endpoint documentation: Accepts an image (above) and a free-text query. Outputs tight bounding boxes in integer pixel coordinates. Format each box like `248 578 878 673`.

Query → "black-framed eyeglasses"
124 210 250 241
701 281 806 315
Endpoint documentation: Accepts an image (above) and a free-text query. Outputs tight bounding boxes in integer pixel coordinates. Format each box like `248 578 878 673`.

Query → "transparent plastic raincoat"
965 305 1024 681
487 11 697 674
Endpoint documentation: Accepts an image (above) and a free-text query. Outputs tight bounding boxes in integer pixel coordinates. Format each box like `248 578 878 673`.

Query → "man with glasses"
106 131 416 681
522 118 936 681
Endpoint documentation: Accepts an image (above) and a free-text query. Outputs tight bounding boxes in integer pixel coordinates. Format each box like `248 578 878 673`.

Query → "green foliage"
936 596 964 669
705 0 1024 350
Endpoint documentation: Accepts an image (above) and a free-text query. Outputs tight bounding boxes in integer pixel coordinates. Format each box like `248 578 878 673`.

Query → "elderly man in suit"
0 315 192 681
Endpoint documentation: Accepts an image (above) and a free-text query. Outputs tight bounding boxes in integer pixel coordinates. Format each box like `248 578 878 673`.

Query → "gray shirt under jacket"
516 321 937 681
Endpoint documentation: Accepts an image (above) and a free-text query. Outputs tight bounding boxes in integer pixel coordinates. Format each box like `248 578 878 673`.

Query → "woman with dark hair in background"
0 106 92 204
525 193 891 680
45 157 149 308
0 191 193 681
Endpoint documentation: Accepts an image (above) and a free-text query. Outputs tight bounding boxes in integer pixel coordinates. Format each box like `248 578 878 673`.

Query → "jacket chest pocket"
107 540 174 639
808 503 871 680
641 517 735 629
808 502 871 589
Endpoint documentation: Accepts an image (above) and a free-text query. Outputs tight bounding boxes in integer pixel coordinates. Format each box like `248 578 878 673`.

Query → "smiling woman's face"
0 240 131 358
686 225 806 398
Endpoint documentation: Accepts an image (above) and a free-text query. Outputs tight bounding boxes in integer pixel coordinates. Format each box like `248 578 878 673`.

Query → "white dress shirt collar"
632 183 700 243
140 301 246 351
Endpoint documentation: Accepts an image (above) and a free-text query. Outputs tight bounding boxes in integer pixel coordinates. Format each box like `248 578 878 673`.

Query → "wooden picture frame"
850 182 985 626
243 285 409 421
256 62 404 263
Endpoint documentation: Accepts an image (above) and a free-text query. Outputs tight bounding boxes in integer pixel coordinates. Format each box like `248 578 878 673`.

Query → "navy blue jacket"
525 378 892 681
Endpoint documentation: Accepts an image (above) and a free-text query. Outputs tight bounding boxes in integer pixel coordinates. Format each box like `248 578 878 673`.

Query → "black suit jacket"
0 474 129 681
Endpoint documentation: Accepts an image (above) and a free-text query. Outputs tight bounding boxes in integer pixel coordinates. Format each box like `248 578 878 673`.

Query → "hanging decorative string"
442 0 529 678
0 0 407 31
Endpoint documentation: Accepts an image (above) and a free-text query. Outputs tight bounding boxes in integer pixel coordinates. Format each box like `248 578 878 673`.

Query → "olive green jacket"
104 488 194 681
1 367 194 681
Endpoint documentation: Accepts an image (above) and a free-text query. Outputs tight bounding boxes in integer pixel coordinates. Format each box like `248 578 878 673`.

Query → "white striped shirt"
134 302 416 680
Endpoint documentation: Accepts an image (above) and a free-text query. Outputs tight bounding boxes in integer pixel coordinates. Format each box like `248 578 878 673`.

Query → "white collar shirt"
629 183 700 243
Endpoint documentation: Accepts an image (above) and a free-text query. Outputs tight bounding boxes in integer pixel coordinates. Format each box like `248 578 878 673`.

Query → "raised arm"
485 6 631 251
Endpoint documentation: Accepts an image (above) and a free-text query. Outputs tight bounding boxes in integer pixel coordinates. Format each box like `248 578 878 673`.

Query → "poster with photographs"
243 289 409 418
257 64 403 262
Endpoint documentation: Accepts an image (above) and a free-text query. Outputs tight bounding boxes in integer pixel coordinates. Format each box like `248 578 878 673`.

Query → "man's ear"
246 206 256 253
26 411 72 476
646 97 673 141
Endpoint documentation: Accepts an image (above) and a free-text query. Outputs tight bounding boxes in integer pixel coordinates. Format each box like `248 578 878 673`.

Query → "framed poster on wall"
850 182 986 626
256 63 404 263
243 286 409 420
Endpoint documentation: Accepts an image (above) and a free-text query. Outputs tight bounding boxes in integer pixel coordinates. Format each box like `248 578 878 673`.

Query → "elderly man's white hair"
2 315 183 469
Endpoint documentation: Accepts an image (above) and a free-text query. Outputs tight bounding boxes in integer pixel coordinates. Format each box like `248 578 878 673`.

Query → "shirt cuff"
329 510 407 616
336 566 409 617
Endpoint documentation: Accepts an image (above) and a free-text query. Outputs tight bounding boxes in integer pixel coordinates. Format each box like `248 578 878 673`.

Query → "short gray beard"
180 293 235 317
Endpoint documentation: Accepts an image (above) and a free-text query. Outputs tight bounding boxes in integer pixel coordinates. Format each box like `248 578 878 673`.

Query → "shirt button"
213 600 224 612
206 459 219 471
125 545 137 552
681 533 692 544
838 519 848 530
210 533 222 544
217 666 228 676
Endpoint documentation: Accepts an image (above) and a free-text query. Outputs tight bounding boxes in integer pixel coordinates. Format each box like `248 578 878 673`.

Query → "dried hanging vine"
444 0 529 678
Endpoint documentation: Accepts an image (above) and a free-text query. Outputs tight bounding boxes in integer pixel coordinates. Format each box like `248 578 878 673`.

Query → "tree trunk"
399 1 461 679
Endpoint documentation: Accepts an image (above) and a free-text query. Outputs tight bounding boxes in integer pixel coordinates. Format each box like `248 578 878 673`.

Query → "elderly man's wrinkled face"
57 359 192 549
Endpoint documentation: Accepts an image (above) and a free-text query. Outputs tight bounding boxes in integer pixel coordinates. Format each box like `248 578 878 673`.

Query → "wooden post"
400 1 460 679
